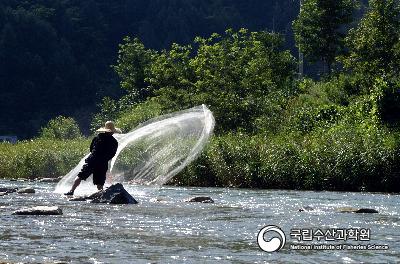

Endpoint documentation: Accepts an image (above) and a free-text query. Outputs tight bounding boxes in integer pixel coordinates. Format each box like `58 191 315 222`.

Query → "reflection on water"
0 180 399 263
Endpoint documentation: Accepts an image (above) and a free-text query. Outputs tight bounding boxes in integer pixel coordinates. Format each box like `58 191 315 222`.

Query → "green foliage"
374 77 400 126
171 134 262 188
0 0 299 138
115 99 163 132
116 29 297 134
113 37 156 103
341 0 400 83
0 138 89 179
40 116 82 140
91 97 119 133
284 76 360 133
111 27 400 192
172 122 400 192
293 0 357 72
0 3 105 138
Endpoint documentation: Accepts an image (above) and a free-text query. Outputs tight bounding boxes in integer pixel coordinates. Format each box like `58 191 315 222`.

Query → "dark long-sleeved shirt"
87 132 118 164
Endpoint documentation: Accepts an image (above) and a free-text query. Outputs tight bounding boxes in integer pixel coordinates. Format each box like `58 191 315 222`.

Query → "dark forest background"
0 0 300 138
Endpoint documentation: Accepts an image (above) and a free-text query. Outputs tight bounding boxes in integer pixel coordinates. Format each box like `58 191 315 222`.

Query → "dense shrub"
170 122 400 192
115 99 163 132
40 116 82 140
171 134 261 188
115 29 297 134
0 139 89 179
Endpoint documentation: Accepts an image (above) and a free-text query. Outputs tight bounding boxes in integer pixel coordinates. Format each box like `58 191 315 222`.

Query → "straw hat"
96 121 122 133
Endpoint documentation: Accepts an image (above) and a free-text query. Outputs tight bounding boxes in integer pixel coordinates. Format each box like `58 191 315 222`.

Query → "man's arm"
85 136 100 164
90 136 98 152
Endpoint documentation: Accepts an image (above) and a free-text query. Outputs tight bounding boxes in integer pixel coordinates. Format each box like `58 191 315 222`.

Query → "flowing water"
0 179 399 264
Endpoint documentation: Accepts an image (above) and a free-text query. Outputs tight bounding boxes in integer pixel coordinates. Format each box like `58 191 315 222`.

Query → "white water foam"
55 105 215 195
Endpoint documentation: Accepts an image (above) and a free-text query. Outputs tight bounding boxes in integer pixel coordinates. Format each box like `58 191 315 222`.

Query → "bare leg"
65 177 81 195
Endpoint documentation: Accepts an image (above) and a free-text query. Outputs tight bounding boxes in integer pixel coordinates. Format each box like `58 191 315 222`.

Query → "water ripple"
0 180 399 263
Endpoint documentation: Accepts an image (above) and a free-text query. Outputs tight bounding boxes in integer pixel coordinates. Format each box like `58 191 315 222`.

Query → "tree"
113 37 156 104
40 116 82 140
0 0 308 137
293 0 357 74
115 29 297 133
342 0 400 82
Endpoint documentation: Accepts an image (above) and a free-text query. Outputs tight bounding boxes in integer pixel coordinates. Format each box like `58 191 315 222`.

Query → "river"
0 179 399 263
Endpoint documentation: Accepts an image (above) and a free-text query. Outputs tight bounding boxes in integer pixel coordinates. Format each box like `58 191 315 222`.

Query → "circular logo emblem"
257 225 286 252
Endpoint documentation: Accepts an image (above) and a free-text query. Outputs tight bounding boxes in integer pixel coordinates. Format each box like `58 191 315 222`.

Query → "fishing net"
55 105 215 194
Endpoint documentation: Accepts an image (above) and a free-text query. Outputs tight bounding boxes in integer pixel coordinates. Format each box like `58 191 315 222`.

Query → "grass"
171 123 400 192
0 138 89 180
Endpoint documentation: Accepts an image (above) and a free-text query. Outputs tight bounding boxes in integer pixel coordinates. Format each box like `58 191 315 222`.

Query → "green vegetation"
165 72 400 192
104 0 400 192
1 0 400 192
113 29 296 134
341 0 400 82
40 116 82 140
0 0 299 138
0 138 89 179
0 116 88 179
293 0 357 73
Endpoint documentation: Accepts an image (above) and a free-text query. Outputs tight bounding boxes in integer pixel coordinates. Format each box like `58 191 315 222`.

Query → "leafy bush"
40 116 82 140
170 122 400 192
171 134 261 188
0 139 89 179
375 77 400 127
114 29 297 134
91 97 119 133
115 99 163 132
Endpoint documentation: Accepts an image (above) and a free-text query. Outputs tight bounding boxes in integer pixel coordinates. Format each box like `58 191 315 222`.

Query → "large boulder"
70 183 138 204
91 183 138 204
13 206 62 215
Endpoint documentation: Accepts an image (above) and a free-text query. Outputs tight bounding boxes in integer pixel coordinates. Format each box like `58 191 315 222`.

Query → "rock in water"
90 183 138 204
338 207 378 214
185 196 214 203
108 192 132 204
355 208 378 214
13 206 62 215
69 196 89 202
299 206 315 212
0 187 18 194
36 178 60 183
17 187 35 194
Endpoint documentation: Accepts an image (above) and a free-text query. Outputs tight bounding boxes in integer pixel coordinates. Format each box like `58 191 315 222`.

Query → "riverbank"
0 139 89 180
171 126 400 193
1 124 400 193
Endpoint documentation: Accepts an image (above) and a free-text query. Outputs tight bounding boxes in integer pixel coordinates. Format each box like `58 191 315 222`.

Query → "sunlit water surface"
0 180 399 263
